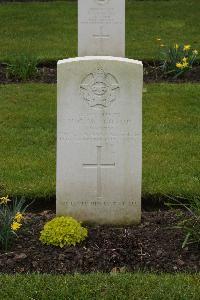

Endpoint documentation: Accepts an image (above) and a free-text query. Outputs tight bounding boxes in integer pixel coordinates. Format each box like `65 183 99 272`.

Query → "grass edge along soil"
0 272 199 300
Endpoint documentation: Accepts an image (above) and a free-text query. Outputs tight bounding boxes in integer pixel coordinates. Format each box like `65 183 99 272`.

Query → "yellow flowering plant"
158 41 198 78
40 216 88 248
0 196 27 251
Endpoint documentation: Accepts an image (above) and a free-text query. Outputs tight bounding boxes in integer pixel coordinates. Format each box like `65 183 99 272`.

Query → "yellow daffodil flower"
14 212 23 223
0 195 11 205
11 222 22 231
176 62 183 69
182 62 189 68
193 50 198 55
175 44 179 50
160 44 165 47
182 57 188 62
183 45 191 51
156 38 161 41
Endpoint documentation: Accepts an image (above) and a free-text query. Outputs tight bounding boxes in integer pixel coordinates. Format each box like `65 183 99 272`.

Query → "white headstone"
78 0 125 57
57 57 143 225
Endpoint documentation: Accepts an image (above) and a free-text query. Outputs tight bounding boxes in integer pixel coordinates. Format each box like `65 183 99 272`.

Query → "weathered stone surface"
57 56 143 224
78 0 125 57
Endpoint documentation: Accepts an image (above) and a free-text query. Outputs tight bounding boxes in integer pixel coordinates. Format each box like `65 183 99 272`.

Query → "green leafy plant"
166 196 200 248
0 196 27 251
40 216 88 248
157 39 198 78
6 55 38 81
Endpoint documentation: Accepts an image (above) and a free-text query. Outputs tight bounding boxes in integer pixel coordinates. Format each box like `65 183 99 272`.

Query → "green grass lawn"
0 273 199 300
0 83 199 202
0 0 199 62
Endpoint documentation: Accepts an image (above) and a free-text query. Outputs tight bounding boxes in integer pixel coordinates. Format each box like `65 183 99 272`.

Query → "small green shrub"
6 55 38 81
166 196 200 248
157 40 198 78
178 197 200 248
40 216 88 248
0 196 27 251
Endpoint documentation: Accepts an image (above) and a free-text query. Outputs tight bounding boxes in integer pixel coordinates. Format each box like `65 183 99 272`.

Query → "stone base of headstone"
57 56 143 225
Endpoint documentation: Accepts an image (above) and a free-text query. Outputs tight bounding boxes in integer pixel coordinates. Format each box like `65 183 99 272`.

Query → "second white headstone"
78 0 125 57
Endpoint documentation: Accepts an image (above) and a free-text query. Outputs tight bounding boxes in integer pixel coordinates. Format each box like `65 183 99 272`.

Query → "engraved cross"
83 146 115 200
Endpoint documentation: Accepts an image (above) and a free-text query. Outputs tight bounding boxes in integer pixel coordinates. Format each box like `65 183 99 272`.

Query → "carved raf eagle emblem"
80 67 120 108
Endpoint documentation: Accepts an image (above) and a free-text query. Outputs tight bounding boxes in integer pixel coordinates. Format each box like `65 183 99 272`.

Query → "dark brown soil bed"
0 210 199 274
0 63 200 84
143 63 200 83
